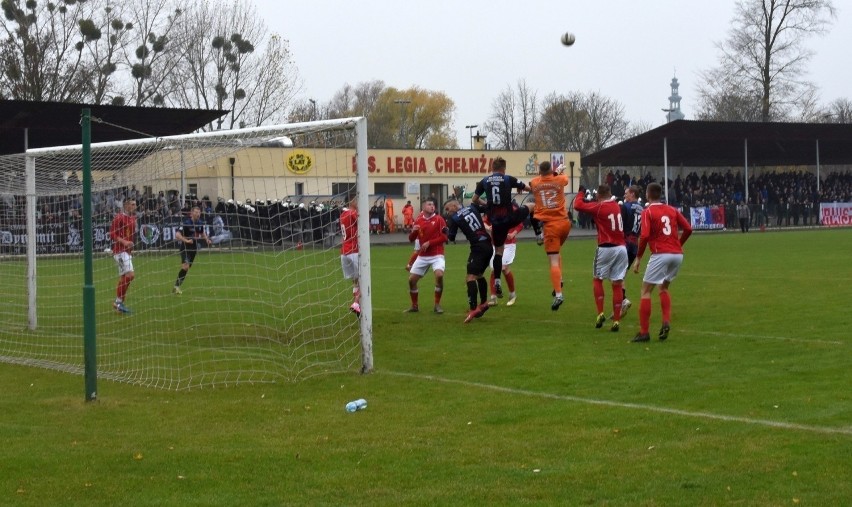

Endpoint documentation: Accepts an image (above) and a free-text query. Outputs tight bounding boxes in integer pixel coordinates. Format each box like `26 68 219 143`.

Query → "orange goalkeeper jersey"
529 173 569 222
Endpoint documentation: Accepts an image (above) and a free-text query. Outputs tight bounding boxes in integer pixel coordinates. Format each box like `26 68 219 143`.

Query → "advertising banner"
689 205 726 230
819 202 852 226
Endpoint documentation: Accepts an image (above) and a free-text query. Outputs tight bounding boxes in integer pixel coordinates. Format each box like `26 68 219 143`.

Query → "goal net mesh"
0 118 370 389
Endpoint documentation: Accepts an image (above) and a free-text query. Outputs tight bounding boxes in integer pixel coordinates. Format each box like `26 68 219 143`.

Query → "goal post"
0 115 372 391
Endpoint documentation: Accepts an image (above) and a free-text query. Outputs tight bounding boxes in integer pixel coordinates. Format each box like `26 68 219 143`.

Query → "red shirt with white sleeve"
573 194 626 246
408 212 447 256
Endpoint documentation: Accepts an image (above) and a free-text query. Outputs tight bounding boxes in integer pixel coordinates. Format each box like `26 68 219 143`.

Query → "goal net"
0 117 372 390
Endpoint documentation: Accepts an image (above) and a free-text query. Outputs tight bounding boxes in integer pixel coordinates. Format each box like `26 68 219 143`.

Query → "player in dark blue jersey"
173 206 211 294
471 156 537 283
444 200 494 324
617 185 644 316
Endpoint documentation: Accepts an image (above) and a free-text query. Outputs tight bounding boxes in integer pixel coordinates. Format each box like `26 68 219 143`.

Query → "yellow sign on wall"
287 149 313 175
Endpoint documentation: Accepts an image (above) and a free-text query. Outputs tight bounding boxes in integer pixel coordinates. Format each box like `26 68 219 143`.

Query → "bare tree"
626 119 654 138
0 0 99 101
485 86 517 149
539 91 628 153
325 80 386 145
696 0 836 122
287 98 317 123
538 91 628 186
327 80 385 119
484 80 538 150
515 80 538 149
538 91 592 153
819 98 852 123
119 0 183 107
171 0 299 129
243 34 299 126
695 68 764 121
78 3 135 104
584 91 629 151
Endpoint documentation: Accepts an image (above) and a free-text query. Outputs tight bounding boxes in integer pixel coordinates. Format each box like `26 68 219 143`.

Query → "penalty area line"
383 370 852 437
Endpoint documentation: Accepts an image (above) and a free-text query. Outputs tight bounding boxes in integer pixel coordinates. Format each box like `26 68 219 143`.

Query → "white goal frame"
2 116 372 389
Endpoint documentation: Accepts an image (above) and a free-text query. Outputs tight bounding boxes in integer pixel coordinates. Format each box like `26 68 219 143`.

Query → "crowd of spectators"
2 168 851 235
0 184 353 248
576 168 852 229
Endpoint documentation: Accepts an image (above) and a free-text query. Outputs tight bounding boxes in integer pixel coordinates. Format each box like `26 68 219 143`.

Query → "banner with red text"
820 202 852 226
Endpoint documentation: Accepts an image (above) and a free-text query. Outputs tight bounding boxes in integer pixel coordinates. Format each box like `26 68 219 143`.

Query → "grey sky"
255 0 850 147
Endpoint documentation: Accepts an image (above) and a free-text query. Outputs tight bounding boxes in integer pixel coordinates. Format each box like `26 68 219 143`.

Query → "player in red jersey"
529 161 572 311
109 197 137 314
573 184 628 332
339 195 361 317
631 182 693 342
404 209 425 270
405 199 448 313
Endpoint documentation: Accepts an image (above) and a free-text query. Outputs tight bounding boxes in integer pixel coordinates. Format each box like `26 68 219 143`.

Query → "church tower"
664 75 685 122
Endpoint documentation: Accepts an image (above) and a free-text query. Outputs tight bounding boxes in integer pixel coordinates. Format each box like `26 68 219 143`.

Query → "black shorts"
490 207 530 247
180 248 198 265
467 241 494 276
625 237 638 265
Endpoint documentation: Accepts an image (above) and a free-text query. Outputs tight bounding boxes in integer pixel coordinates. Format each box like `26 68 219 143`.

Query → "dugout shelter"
0 99 225 155
581 119 852 202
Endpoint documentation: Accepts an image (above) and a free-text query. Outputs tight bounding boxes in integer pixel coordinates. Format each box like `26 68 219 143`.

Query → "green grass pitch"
1 228 850 505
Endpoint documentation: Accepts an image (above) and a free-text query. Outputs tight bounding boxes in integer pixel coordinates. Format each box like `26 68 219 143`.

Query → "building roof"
581 120 852 168
0 99 226 155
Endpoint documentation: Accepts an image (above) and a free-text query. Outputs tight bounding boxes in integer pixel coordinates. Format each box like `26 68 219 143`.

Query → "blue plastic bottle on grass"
345 398 367 412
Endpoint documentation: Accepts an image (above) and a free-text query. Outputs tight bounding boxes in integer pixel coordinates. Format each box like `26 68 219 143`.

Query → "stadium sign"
287 149 313 175
820 202 852 226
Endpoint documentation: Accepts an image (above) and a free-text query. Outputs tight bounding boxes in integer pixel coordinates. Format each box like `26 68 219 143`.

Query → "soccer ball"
561 32 575 46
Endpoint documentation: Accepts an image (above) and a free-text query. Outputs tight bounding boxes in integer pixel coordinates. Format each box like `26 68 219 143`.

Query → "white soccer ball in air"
561 32 575 46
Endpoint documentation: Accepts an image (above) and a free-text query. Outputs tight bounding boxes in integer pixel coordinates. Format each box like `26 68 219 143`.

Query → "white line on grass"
684 329 844 346
372 307 844 345
384 370 852 436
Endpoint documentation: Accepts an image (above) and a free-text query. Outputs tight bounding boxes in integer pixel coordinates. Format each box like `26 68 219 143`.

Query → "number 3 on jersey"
660 215 672 235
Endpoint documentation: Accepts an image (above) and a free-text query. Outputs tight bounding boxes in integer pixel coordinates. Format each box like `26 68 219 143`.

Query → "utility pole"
308 98 317 120
465 124 478 149
394 99 411 148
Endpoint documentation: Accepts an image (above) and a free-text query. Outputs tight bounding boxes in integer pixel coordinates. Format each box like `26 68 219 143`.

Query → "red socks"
640 297 652 334
593 278 605 313
660 291 671 323
505 271 515 292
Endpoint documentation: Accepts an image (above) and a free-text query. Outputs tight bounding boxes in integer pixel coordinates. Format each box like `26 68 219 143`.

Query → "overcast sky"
254 0 850 147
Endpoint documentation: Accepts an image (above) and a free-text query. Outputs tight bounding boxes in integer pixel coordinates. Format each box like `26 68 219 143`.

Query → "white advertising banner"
819 202 852 226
